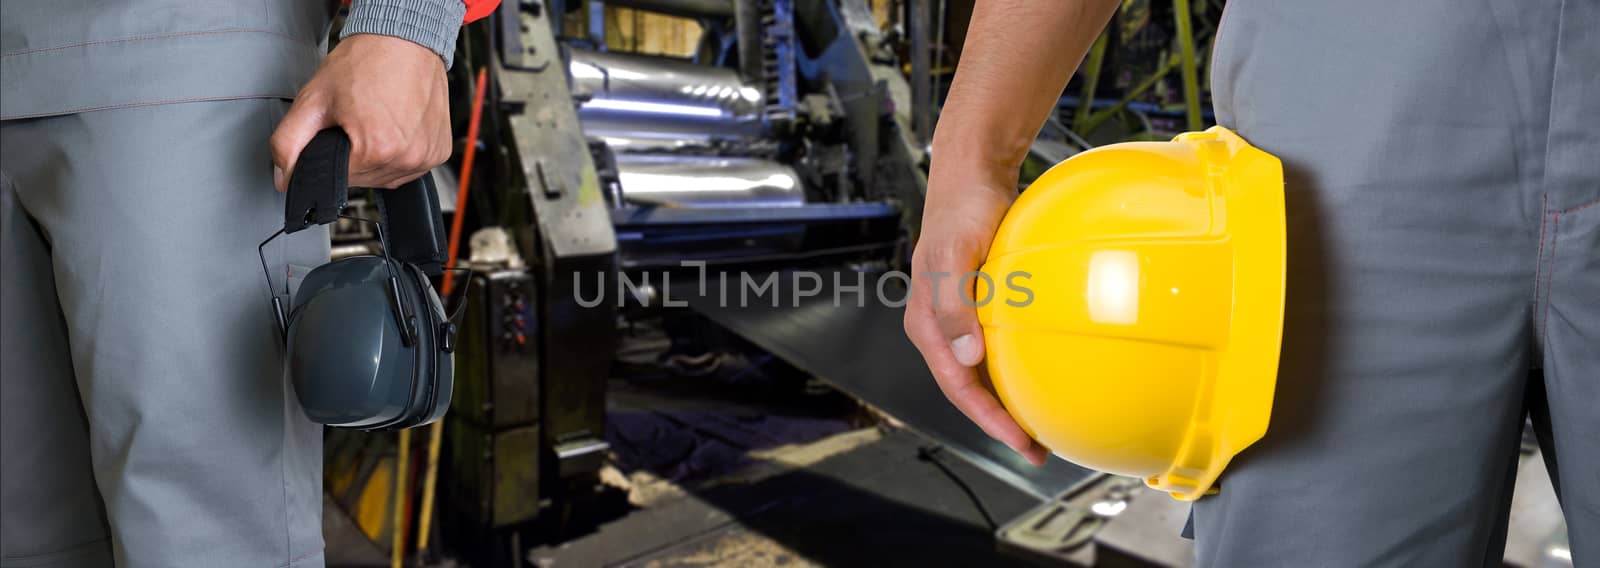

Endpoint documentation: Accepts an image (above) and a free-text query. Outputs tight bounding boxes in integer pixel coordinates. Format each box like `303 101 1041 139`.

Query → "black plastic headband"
284 128 449 276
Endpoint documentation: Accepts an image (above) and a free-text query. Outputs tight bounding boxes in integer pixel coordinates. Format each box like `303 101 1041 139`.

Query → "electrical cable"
440 67 489 296
917 444 999 531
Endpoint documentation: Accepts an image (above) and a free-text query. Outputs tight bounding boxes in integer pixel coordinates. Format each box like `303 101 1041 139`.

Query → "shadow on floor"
528 369 1042 567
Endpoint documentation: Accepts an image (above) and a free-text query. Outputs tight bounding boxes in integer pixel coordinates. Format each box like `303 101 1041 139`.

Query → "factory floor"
325 369 1046 567
526 370 1043 567
325 357 1571 568
534 425 1038 567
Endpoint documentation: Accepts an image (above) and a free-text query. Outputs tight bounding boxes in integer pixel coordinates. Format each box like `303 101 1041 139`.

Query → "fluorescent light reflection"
569 61 604 80
619 172 797 194
581 99 725 118
606 67 647 80
1087 250 1140 325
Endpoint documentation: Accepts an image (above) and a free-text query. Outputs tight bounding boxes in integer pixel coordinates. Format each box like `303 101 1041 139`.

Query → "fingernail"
950 334 982 366
1027 443 1049 466
1008 440 1040 465
273 166 285 192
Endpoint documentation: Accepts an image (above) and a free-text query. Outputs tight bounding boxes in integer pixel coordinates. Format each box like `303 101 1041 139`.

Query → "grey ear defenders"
259 128 468 431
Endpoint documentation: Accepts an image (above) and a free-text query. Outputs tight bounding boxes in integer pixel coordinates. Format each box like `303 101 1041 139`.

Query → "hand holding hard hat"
919 126 1287 500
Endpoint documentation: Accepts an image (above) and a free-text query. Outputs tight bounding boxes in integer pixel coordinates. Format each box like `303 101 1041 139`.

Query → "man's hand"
906 172 1050 466
271 34 453 191
903 0 1120 467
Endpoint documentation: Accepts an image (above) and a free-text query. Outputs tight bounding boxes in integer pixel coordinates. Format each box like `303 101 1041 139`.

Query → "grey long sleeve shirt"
0 0 468 121
343 0 469 69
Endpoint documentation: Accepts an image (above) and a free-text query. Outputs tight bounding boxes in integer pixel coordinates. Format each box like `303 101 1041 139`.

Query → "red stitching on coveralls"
1557 197 1600 215
0 94 287 121
2 29 297 58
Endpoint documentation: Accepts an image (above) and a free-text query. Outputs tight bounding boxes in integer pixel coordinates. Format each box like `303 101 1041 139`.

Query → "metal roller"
569 48 766 148
568 49 807 208
613 154 805 208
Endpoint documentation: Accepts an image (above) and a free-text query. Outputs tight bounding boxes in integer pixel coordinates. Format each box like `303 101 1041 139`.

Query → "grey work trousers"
1194 1 1598 566
1 99 330 566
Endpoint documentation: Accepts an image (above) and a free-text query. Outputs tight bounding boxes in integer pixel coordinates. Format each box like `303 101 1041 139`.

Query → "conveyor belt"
675 271 1095 500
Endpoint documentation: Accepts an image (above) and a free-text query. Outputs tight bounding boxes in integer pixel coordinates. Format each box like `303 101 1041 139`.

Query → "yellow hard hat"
976 126 1285 501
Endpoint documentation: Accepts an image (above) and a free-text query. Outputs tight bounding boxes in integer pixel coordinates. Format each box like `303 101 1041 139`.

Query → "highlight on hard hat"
976 126 1287 501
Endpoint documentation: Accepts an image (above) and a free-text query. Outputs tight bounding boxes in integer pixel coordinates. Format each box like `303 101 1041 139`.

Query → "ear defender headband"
259 128 469 431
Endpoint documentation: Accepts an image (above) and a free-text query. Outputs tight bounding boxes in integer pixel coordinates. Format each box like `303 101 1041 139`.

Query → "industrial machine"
569 1 928 274
417 1 933 564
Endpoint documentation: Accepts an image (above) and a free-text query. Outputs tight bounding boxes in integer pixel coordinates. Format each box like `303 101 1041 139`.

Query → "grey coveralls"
1 0 465 565
1195 1 1598 566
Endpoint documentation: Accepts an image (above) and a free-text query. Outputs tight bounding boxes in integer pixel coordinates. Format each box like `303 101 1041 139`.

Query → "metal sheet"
502 13 617 258
614 154 805 208
674 271 1095 500
569 48 765 147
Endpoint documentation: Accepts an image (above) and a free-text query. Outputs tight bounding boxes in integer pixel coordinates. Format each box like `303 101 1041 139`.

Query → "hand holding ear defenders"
259 128 466 431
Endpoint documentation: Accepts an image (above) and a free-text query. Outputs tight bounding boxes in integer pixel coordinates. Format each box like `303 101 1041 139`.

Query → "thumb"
924 245 989 368
934 274 987 368
270 95 333 192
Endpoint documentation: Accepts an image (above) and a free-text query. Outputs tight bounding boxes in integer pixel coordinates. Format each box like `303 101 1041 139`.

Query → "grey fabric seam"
1536 194 1548 308
276 80 295 567
2 28 299 58
277 547 325 568
0 537 110 564
1 94 296 122
1540 213 1559 342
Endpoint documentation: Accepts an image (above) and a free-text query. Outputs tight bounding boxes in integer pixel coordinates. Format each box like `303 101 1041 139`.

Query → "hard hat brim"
1146 127 1286 501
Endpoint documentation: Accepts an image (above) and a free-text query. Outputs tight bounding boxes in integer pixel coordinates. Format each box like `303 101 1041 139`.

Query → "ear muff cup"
386 262 453 430
285 257 453 431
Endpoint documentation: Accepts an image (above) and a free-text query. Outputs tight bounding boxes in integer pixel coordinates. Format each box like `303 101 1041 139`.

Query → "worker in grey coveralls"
1 0 469 565
905 1 1597 565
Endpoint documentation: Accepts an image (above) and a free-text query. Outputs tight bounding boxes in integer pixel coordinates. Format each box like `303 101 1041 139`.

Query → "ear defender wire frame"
258 212 421 347
439 266 475 322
